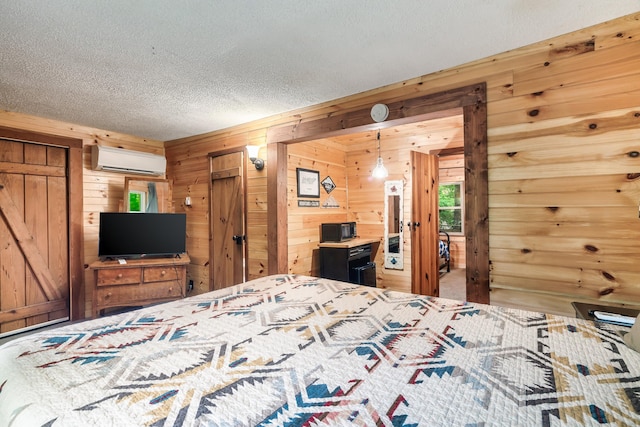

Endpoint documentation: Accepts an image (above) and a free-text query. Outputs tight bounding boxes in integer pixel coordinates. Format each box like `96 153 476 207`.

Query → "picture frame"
296 168 320 198
321 176 336 194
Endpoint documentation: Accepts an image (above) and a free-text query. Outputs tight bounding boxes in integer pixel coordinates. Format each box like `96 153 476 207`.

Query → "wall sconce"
246 145 264 170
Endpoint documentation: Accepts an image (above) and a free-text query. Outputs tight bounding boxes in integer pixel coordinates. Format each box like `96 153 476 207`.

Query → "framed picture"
296 168 320 198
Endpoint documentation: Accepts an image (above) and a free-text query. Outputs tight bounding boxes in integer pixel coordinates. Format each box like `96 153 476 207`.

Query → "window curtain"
146 182 158 213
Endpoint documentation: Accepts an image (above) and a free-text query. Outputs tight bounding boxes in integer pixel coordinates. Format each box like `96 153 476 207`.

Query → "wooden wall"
166 12 640 316
287 140 348 276
0 111 165 317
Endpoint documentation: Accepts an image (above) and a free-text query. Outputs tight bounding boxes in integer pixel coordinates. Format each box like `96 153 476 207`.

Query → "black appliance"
320 222 356 242
319 243 376 287
98 212 186 259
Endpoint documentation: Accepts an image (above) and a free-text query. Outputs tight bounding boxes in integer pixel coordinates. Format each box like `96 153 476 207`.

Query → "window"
439 182 463 234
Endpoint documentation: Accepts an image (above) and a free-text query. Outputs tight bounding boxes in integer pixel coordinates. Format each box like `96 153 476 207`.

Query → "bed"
439 231 450 274
1 274 639 426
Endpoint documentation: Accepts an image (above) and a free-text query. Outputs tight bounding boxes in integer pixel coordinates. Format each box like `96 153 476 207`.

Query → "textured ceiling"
0 1 637 141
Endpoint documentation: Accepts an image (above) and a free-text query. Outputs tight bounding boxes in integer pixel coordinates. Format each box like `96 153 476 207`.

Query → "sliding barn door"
0 140 69 334
210 152 246 290
411 151 440 296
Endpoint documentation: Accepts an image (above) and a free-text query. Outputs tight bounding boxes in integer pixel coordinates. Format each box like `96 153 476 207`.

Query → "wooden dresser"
89 255 190 318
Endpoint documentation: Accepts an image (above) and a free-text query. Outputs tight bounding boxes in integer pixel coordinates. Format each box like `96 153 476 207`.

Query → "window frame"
438 181 464 235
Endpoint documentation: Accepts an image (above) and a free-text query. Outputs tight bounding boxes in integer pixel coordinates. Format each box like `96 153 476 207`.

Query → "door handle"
232 235 245 245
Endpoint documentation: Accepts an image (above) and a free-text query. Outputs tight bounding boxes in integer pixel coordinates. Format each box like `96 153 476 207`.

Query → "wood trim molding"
266 84 483 144
267 142 288 274
0 125 82 149
265 83 489 303
463 100 489 304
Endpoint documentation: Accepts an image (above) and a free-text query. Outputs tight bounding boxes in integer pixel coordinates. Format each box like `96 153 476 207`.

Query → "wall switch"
185 196 191 206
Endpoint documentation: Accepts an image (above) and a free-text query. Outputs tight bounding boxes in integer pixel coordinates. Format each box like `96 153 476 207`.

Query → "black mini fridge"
352 262 376 287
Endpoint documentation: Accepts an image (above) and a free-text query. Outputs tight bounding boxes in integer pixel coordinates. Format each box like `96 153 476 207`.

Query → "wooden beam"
67 144 84 320
463 100 489 304
267 142 288 274
266 84 484 144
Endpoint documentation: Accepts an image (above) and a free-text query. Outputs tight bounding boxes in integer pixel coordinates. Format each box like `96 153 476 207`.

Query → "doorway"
209 150 247 290
0 127 83 337
266 83 488 304
435 155 466 300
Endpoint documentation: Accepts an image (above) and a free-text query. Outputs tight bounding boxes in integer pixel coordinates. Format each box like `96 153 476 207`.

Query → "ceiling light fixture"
371 131 388 179
246 145 264 170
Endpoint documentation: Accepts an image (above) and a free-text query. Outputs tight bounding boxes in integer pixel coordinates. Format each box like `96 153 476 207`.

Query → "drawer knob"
106 292 112 298
169 287 173 292
161 270 166 276
117 273 123 279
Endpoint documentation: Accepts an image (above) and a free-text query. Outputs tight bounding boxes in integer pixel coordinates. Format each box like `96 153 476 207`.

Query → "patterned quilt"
1 274 639 426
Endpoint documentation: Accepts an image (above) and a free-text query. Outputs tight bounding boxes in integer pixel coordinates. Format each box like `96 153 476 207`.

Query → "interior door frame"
0 126 84 320
265 83 489 304
208 147 249 289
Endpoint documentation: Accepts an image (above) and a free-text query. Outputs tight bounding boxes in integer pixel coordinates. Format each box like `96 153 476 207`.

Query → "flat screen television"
98 212 186 259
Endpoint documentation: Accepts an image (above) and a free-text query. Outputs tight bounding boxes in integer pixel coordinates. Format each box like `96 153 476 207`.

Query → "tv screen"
98 212 186 259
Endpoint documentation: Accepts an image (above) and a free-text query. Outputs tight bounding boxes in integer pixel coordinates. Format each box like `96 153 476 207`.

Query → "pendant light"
371 131 388 179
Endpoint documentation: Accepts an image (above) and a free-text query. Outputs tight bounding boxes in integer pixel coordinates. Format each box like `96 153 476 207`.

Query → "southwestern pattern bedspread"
1 274 639 426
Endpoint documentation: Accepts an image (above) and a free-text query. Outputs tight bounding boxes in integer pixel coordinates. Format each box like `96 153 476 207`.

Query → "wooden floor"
439 268 466 301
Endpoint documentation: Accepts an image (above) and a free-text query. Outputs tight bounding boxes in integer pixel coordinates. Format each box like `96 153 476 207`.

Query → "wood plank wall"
0 111 165 316
287 140 348 276
166 12 640 317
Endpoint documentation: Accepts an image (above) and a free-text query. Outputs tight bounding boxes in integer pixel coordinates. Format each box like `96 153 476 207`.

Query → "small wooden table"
571 301 639 323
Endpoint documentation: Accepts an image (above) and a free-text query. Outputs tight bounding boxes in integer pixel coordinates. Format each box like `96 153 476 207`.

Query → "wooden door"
210 152 246 290
0 140 69 334
411 151 440 296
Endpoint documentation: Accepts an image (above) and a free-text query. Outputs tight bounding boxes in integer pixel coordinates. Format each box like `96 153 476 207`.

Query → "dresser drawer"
143 266 181 283
96 268 141 286
95 281 183 307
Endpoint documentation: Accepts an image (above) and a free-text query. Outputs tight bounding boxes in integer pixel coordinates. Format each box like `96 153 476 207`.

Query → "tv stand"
89 255 190 318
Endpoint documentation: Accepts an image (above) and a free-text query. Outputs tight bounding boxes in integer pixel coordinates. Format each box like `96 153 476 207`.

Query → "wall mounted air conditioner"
91 145 166 176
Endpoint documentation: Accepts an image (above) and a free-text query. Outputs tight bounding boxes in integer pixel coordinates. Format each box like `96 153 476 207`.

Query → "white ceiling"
0 1 637 141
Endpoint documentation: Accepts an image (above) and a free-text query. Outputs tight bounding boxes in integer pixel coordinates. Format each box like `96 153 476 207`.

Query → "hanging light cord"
377 131 381 157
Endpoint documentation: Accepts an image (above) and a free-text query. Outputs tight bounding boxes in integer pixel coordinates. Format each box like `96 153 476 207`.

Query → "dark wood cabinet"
319 239 378 287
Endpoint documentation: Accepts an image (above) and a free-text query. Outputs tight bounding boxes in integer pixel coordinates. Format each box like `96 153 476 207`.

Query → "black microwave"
321 222 356 242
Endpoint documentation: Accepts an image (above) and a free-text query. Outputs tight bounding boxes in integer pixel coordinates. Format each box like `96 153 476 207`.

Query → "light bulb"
372 157 388 179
